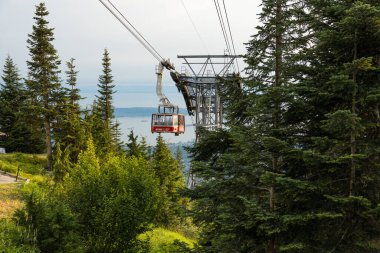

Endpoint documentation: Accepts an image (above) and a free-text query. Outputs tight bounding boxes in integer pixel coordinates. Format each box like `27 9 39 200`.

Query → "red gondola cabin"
151 113 185 136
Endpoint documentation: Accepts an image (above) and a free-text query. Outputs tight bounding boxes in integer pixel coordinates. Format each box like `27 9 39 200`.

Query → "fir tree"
175 145 185 174
152 135 185 227
26 2 63 170
54 58 84 162
93 49 121 154
292 1 380 251
189 1 380 252
188 0 313 252
125 130 149 159
0 56 43 153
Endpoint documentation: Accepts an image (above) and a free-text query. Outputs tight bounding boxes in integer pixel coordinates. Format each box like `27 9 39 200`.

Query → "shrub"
0 219 39 253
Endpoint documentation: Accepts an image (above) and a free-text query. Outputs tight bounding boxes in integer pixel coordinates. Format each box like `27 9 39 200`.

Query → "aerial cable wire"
98 0 164 62
180 0 210 54
105 0 164 61
213 0 232 55
222 0 240 72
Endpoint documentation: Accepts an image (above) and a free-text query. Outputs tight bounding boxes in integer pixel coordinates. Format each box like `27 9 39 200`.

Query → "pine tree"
152 135 185 227
26 2 63 170
188 0 314 252
93 49 121 154
54 58 84 162
52 142 71 183
175 145 185 174
0 56 44 153
125 130 149 159
189 1 380 252
291 1 380 251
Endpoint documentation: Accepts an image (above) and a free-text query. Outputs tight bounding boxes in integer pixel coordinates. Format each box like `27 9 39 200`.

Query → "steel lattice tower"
170 55 242 188
171 55 242 133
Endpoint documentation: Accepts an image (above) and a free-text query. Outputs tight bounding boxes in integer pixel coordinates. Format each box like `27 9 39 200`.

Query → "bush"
141 227 195 253
0 153 45 177
65 144 161 252
15 181 83 253
17 140 162 252
0 219 39 253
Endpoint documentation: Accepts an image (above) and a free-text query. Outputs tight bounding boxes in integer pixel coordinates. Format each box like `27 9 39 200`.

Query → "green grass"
0 184 23 219
0 153 46 179
141 227 195 253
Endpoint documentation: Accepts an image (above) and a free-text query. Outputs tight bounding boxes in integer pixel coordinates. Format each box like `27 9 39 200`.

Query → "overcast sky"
0 0 259 98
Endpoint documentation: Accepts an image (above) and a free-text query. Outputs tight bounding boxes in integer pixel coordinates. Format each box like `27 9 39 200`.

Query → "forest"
1 0 380 252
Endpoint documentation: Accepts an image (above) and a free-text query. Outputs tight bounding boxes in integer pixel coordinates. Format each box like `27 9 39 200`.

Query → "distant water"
80 85 187 109
116 114 195 146
80 86 195 145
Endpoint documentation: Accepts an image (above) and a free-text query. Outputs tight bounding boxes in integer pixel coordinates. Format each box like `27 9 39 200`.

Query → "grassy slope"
142 227 195 253
0 153 197 252
0 183 23 219
0 153 46 179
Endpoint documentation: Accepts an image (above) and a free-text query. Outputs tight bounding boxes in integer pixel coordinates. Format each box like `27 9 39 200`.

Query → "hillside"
0 153 196 252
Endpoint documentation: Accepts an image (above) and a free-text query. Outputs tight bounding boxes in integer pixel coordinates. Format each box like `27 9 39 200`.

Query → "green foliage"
16 138 162 252
0 153 46 177
52 143 71 183
0 56 43 153
188 0 380 252
26 2 64 170
91 49 122 155
152 135 185 228
66 145 160 252
322 110 365 137
141 228 194 253
0 219 39 253
15 181 82 253
126 130 150 159
53 58 85 163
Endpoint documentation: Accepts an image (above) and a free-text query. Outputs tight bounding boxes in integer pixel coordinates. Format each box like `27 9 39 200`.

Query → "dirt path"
0 173 18 184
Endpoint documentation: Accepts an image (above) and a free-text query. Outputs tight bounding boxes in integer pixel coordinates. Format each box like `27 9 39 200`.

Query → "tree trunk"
44 117 52 171
268 0 283 252
349 30 358 196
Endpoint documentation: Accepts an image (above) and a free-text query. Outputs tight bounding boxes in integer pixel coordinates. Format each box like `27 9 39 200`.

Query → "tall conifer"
189 0 380 252
293 1 380 250
93 49 121 154
0 56 42 152
54 58 84 162
152 135 185 227
26 2 62 170
188 0 321 251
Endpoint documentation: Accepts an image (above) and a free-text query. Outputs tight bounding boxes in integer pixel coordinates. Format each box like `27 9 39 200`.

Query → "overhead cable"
222 0 240 72
180 0 210 54
213 0 232 55
99 0 164 62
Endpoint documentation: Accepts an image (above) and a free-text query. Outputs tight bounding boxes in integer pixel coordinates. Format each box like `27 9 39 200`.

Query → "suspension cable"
213 0 232 55
180 0 210 55
99 0 164 62
222 0 240 72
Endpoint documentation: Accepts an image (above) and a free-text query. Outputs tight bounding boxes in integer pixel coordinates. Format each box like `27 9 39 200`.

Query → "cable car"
151 105 185 136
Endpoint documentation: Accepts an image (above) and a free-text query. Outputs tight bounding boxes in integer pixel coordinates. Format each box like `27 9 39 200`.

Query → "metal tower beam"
171 55 242 131
172 55 242 188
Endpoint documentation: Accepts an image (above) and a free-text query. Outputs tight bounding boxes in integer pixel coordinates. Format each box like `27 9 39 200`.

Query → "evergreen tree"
125 130 149 159
175 145 185 174
0 56 43 153
188 0 314 252
52 142 71 183
26 2 63 169
152 135 185 227
291 1 380 251
189 1 380 252
93 49 121 154
54 58 84 162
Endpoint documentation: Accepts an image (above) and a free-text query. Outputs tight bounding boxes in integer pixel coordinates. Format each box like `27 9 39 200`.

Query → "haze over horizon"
1 0 259 108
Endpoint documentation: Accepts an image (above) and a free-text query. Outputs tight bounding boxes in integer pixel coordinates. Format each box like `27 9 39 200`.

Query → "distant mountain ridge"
115 107 188 118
